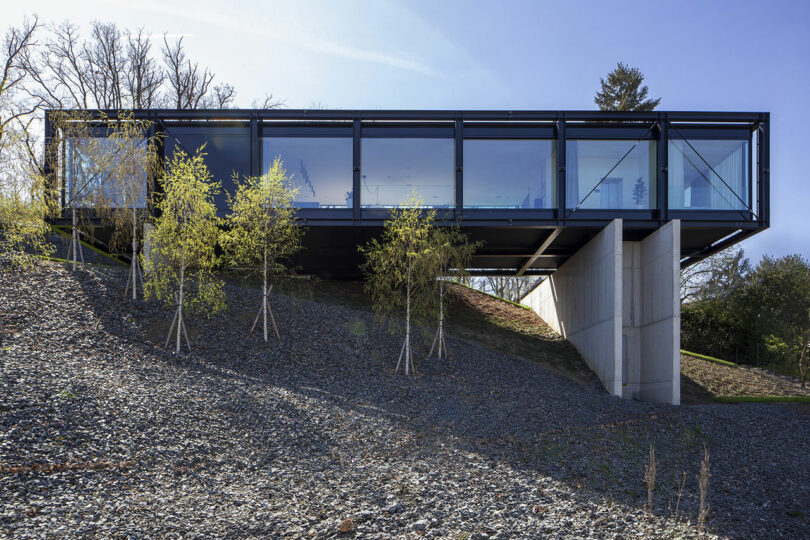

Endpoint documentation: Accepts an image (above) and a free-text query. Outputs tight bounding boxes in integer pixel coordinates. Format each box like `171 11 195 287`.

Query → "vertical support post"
657 115 668 221
556 116 566 224
758 113 770 226
352 118 361 220
43 112 59 211
250 115 259 178
454 117 463 220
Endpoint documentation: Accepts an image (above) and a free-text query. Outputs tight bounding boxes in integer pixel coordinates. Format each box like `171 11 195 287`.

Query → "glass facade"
463 139 555 209
566 140 656 209
164 127 249 211
261 137 353 208
56 114 762 221
668 139 749 211
65 137 148 208
361 138 455 207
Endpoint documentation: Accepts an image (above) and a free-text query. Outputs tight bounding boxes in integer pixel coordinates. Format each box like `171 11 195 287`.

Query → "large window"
361 138 454 208
566 140 656 210
463 139 555 209
668 139 749 211
261 137 353 208
65 137 148 208
164 127 249 212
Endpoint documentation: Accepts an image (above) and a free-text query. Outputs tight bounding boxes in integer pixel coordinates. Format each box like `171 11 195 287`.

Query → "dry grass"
681 353 810 404
697 447 711 533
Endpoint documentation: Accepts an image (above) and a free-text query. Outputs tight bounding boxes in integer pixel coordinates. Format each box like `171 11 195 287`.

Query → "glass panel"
566 140 656 209
165 127 249 212
65 137 148 208
463 139 555 209
361 138 454 208
668 139 749 210
261 137 353 208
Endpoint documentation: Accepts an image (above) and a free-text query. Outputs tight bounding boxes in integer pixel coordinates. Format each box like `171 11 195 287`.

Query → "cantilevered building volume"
45 109 770 404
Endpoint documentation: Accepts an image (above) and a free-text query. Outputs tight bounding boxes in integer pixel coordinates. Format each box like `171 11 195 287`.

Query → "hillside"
1 261 809 538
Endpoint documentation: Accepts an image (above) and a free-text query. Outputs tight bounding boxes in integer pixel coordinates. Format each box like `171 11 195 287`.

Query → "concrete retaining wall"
522 219 681 404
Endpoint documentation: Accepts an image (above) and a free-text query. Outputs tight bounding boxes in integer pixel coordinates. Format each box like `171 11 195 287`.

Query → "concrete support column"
523 219 623 397
522 219 681 405
632 219 681 404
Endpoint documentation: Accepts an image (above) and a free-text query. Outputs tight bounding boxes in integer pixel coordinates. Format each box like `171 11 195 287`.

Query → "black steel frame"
44 108 770 270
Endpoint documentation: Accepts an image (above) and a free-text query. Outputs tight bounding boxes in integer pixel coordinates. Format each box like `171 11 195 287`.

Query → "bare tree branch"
252 93 285 109
161 35 214 109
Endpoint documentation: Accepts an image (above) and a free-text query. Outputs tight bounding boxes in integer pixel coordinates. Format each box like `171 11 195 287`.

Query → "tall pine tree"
594 62 660 112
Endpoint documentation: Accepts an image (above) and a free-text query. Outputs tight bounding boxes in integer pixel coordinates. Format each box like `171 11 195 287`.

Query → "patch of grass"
57 389 79 400
712 395 810 404
346 318 367 337
50 225 127 266
681 349 737 367
451 281 532 311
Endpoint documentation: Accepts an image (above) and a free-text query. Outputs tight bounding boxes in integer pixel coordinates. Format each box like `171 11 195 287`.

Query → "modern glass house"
45 109 770 404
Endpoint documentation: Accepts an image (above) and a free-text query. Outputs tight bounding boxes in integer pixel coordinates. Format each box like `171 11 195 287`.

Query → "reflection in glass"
668 139 749 210
566 140 656 209
463 139 555 208
65 137 148 208
361 138 454 207
261 137 353 208
164 127 249 212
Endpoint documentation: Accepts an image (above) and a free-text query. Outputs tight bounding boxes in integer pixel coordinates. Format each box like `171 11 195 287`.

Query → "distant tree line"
681 248 810 386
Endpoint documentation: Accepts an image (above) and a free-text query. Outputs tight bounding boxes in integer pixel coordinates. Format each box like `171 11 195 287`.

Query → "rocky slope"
1 261 808 538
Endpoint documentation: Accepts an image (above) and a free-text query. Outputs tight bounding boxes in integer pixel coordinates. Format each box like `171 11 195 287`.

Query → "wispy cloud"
148 33 195 40
109 0 443 78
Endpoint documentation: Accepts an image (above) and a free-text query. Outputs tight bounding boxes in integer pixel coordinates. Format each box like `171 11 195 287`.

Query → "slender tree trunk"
405 264 411 376
177 265 184 354
263 244 268 342
801 339 808 388
70 204 78 271
130 208 138 300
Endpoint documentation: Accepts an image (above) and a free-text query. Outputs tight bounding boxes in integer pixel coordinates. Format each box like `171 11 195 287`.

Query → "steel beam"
517 228 563 276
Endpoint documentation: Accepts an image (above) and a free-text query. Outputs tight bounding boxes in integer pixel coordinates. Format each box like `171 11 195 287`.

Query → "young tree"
97 111 159 299
428 226 479 359
360 196 438 376
50 110 127 270
222 157 303 342
144 148 224 353
594 62 660 112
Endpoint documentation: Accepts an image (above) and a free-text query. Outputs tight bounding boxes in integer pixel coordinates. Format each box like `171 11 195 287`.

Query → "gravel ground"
1 261 808 539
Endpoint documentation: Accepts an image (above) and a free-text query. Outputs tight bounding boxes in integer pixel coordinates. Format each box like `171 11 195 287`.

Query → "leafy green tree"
0 122 53 269
222 157 303 342
428 226 479 359
144 148 224 353
360 195 438 375
594 62 661 112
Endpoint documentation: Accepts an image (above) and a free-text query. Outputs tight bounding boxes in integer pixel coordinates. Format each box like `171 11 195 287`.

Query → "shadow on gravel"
5 262 810 539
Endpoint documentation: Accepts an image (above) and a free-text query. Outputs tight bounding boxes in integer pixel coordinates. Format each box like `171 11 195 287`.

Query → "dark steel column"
455 118 463 221
353 118 361 220
556 116 566 224
249 115 259 177
657 115 669 221
758 113 770 226
42 112 58 209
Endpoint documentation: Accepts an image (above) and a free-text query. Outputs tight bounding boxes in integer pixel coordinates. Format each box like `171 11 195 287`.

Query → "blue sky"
7 0 809 263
